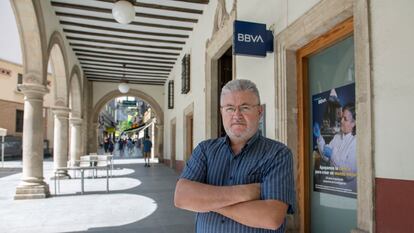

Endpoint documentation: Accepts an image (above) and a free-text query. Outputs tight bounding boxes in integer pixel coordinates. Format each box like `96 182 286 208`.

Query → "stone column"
155 124 164 163
51 107 70 178
87 122 98 154
151 121 155 160
69 118 83 166
15 84 50 200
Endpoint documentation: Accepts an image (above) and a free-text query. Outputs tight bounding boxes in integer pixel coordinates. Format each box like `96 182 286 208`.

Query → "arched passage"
88 89 164 161
47 31 69 107
46 31 73 177
68 65 82 118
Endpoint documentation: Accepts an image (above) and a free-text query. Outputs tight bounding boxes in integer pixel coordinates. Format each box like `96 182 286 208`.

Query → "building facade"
2 0 413 232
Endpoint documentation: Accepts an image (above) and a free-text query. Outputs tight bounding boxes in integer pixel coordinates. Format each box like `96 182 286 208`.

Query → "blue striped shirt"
180 132 295 233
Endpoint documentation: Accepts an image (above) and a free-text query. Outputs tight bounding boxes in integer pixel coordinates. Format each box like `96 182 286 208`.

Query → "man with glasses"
174 79 295 233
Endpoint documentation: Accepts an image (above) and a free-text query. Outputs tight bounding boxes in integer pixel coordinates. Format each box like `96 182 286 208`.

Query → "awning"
122 121 152 134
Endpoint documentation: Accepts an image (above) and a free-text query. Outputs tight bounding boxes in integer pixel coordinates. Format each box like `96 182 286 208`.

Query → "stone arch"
88 89 164 159
92 89 164 126
68 65 82 118
10 0 46 84
46 31 69 107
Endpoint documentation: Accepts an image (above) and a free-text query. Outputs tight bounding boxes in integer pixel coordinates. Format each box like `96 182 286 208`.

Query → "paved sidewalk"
0 159 195 233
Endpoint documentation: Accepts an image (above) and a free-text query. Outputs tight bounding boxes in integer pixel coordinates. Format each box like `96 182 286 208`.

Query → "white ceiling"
50 0 209 85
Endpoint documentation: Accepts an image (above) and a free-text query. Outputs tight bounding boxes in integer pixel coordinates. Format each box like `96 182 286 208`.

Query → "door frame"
297 18 354 233
273 0 374 232
170 118 176 169
184 103 194 162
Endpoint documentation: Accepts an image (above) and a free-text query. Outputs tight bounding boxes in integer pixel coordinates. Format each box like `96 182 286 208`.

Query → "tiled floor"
0 158 195 233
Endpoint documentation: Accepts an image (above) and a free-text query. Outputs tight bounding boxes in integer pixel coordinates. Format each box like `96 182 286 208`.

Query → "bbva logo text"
237 33 264 43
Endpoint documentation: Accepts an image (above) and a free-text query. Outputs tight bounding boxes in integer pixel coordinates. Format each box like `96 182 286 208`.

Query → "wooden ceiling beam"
56 12 193 31
51 1 198 23
80 61 171 72
76 52 175 65
84 72 166 81
78 57 173 69
81 65 169 76
60 21 189 38
87 77 166 86
63 29 185 45
172 0 209 4
70 43 180 56
73 48 176 61
83 70 168 78
97 0 203 14
67 36 182 51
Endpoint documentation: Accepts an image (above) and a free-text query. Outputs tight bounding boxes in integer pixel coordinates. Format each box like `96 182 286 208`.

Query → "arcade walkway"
0 158 194 233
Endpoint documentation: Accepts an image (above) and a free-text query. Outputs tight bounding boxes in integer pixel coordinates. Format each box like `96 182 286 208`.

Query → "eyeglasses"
221 104 260 114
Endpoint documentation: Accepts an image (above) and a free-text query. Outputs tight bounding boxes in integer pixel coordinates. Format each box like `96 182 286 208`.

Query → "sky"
0 0 22 64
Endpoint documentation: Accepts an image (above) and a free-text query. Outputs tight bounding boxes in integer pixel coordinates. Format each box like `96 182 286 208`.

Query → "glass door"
296 18 356 233
308 35 357 233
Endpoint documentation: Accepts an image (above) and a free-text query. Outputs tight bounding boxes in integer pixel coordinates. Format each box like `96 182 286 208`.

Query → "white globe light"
112 0 135 24
118 82 130 93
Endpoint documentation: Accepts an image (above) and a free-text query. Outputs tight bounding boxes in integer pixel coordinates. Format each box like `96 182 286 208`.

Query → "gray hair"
221 79 261 104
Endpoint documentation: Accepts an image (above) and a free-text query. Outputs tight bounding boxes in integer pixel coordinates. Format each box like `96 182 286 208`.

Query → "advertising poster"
312 83 356 198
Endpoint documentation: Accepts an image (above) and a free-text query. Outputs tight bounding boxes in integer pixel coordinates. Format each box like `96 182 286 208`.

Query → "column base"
50 173 71 180
14 183 51 200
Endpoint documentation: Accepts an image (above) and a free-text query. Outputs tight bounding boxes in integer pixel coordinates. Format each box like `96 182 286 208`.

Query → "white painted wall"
92 82 164 111
164 0 217 161
163 0 325 161
236 0 320 140
371 0 414 180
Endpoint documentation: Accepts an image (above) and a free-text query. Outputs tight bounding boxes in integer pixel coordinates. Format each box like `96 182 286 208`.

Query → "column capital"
51 106 71 118
18 84 49 98
69 117 83 126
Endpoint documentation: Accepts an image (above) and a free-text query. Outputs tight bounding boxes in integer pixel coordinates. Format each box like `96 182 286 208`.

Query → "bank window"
16 110 24 132
181 54 190 94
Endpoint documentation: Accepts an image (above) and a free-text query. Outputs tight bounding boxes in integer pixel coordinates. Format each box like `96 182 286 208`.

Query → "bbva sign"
233 20 273 57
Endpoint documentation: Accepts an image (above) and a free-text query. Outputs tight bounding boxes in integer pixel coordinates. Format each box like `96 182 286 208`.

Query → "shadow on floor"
58 163 195 233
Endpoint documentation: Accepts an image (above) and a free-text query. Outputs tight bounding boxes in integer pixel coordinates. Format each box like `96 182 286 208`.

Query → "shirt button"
229 176 233 180
221 219 225 223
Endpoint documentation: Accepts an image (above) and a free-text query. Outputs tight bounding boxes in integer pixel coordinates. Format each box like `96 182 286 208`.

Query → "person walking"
143 136 152 167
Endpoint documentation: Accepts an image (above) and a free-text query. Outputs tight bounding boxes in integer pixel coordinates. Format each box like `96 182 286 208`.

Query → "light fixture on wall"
112 0 135 24
118 64 130 94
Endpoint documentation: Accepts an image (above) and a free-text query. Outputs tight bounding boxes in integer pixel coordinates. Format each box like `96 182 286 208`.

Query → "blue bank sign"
233 20 274 57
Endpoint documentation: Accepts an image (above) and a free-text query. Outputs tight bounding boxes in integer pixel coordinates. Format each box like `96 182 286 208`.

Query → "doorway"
297 18 356 233
217 47 233 138
185 112 193 161
170 118 176 170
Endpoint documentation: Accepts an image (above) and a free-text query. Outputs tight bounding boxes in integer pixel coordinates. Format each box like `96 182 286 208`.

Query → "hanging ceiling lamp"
118 64 130 94
112 0 135 24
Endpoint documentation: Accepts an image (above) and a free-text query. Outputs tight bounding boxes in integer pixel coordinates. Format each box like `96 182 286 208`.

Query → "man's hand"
174 179 261 212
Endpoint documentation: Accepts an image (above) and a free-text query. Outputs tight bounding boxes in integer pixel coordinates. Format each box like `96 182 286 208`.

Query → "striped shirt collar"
223 131 262 154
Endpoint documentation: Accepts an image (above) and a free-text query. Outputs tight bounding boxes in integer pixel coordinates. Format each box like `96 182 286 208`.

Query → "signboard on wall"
233 20 273 57
312 83 357 198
